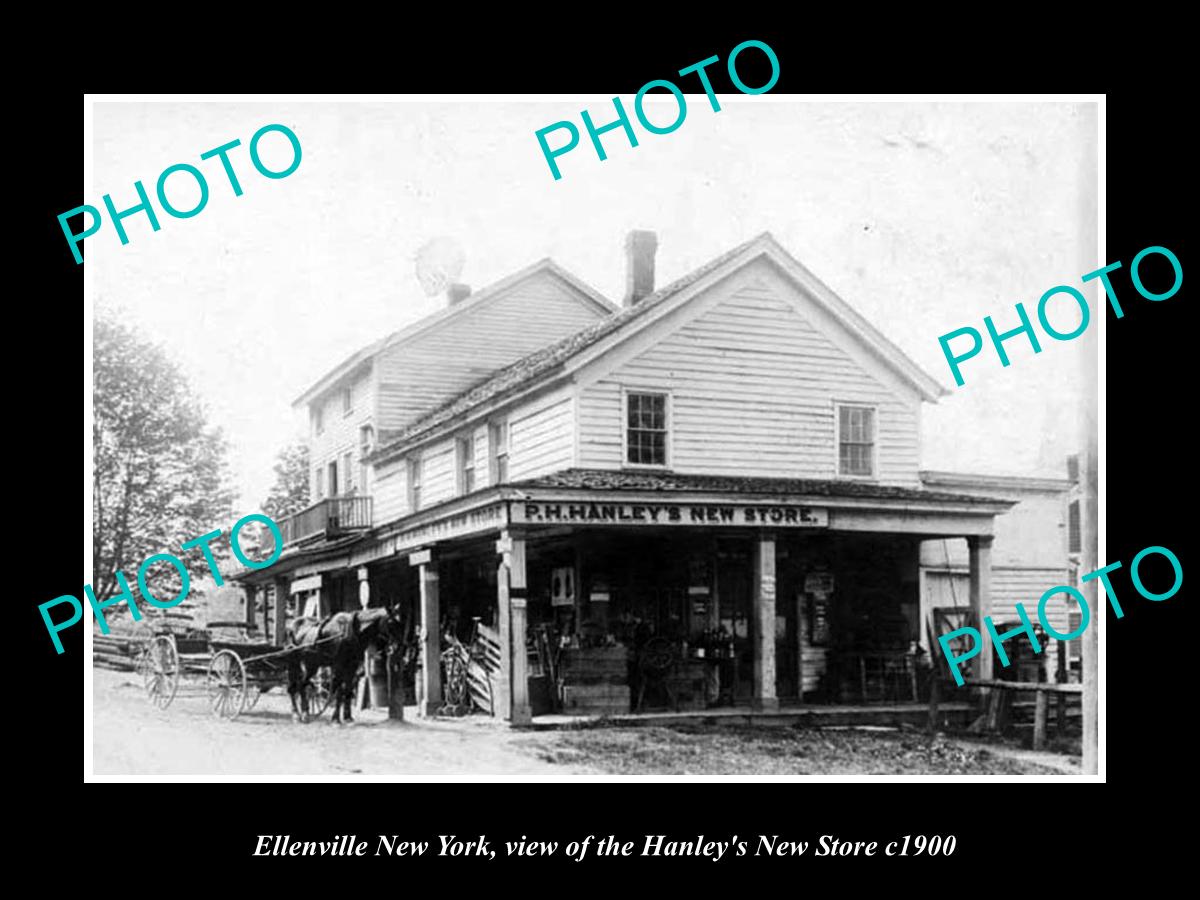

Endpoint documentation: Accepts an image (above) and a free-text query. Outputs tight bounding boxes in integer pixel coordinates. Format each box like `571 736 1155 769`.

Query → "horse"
285 607 402 724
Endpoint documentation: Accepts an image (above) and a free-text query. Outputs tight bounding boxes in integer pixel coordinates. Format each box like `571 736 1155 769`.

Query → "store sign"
393 502 507 553
513 501 828 528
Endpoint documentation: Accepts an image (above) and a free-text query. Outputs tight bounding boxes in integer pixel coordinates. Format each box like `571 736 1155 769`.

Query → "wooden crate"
560 646 630 684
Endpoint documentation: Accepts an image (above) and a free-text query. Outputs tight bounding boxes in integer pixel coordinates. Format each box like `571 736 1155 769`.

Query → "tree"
262 442 311 521
93 311 236 606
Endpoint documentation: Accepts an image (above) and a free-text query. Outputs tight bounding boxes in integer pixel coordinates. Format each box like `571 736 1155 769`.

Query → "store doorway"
715 548 753 704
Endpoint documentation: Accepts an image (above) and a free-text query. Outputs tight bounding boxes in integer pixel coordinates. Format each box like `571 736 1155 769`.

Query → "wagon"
136 624 336 721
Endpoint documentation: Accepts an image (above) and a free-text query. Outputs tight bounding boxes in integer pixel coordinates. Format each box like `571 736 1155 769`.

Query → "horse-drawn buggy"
138 622 336 720
135 606 407 723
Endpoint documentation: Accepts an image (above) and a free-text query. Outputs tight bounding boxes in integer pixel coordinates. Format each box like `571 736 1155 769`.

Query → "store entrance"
714 547 754 704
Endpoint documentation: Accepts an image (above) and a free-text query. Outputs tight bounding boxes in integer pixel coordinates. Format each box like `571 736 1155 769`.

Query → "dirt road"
92 666 591 777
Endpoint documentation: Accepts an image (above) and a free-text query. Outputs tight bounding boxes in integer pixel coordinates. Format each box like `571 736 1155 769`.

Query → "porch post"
752 533 779 711
498 530 531 725
968 535 994 681
412 549 440 716
272 577 289 646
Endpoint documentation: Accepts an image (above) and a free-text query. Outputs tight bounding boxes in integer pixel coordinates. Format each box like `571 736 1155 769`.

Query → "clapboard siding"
375 272 605 430
509 395 575 481
372 457 408 525
578 286 921 484
996 567 1075 677
422 442 457 509
308 368 374 500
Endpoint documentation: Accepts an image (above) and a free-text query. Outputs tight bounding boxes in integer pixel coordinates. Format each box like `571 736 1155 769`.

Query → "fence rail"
278 496 373 545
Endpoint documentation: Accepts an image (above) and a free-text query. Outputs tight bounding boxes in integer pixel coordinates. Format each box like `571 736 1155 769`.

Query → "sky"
91 99 1098 510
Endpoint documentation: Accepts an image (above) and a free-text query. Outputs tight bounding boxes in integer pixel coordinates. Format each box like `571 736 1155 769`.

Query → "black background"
20 24 1190 885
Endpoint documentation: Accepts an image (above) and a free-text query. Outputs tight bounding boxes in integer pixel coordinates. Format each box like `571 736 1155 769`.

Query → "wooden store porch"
527 700 975 731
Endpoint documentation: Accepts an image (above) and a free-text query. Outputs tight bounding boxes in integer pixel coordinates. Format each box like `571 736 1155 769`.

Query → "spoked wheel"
141 635 180 710
305 666 334 719
207 649 247 720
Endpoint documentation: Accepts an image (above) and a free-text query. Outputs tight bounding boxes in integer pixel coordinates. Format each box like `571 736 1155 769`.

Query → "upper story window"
315 466 325 499
490 420 509 484
458 435 476 494
342 451 355 494
408 456 423 512
341 386 353 416
313 403 325 436
836 403 876 478
626 391 668 467
359 424 375 458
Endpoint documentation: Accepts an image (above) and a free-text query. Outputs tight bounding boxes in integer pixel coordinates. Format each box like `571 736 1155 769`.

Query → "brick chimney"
624 230 658 306
447 283 471 305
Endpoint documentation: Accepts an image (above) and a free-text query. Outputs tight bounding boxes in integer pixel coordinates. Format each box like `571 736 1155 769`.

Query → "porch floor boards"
526 701 973 731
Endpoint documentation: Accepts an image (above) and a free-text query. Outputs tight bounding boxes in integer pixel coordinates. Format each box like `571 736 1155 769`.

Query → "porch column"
968 535 994 681
244 584 257 628
752 533 779 711
272 577 289 645
498 531 531 725
412 549 440 716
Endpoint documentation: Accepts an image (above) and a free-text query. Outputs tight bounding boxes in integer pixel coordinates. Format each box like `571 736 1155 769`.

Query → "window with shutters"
1068 500 1081 554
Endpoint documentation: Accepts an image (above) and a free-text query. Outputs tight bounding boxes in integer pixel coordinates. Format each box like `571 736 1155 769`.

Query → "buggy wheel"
305 666 334 719
142 636 179 710
207 650 247 720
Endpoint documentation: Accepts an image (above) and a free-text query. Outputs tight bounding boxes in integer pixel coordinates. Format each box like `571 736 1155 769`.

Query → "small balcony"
279 495 373 546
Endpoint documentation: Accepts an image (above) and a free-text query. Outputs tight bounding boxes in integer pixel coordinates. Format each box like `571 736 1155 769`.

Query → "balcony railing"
279 495 373 546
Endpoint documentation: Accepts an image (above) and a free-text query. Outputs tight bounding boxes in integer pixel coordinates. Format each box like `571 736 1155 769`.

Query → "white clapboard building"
234 231 1074 722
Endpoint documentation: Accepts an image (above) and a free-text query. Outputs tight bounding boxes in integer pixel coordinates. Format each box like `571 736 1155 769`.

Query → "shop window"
458 435 476 494
836 403 875 477
490 420 509 484
408 456 423 512
626 391 668 466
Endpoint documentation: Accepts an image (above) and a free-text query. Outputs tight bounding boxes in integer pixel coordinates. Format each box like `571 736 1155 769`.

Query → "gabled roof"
292 258 616 408
372 232 947 460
